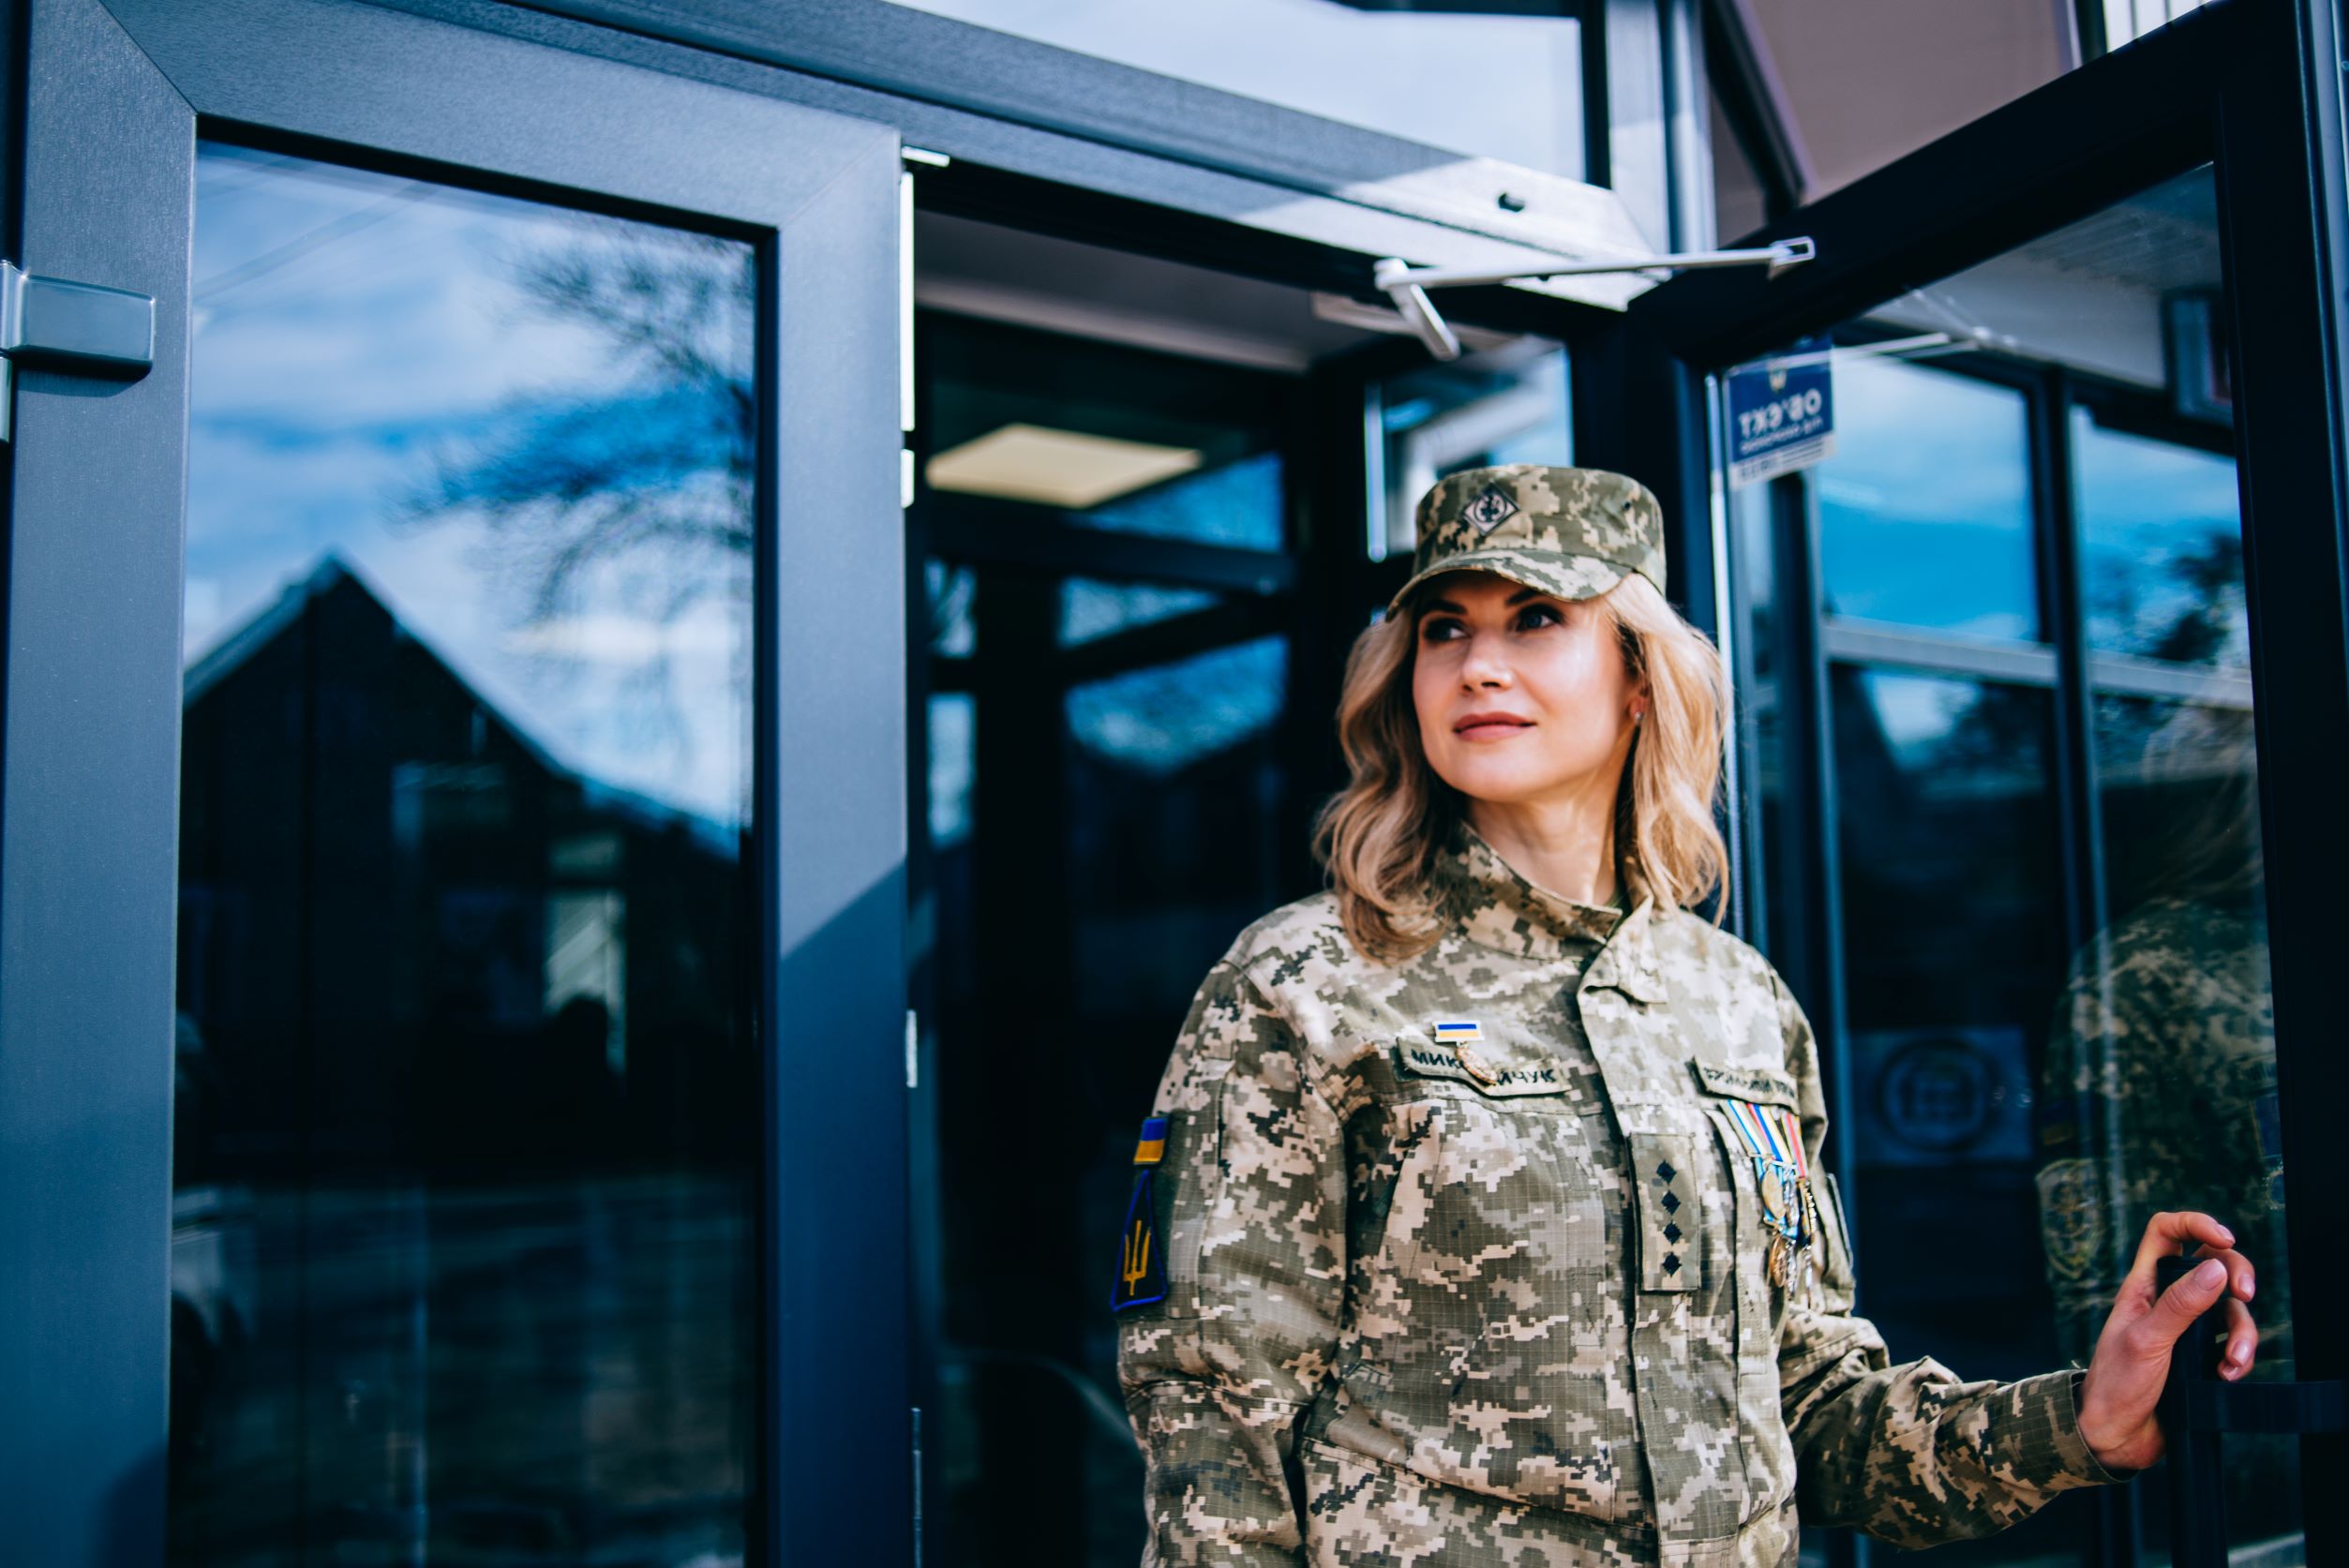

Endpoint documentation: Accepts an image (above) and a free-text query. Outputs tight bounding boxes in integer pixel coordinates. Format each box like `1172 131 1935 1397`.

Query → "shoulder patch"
2036 1157 2102 1281
1111 1117 1171 1312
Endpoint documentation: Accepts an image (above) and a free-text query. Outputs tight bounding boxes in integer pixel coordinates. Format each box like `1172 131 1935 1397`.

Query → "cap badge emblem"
1460 484 1519 533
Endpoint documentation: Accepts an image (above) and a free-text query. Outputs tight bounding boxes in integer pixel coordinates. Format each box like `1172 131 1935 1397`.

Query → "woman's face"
1410 570 1642 809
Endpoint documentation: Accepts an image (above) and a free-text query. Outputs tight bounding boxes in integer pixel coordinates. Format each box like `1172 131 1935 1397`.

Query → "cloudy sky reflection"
188 143 756 829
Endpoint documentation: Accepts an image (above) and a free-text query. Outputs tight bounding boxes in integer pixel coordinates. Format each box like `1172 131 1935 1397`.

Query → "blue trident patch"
1112 1117 1171 1312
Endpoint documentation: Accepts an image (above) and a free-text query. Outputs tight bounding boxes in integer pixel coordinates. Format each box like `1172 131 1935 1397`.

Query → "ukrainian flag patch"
1131 1115 1168 1166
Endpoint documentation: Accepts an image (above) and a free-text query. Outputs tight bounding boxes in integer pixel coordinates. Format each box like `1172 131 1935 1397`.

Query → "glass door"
1622 7 2349 1565
1 2 906 1562
1726 162 2293 1568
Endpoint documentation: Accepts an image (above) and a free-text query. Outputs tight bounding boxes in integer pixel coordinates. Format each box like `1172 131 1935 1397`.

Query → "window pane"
890 0 1584 180
1828 667 2084 1568
2067 692 2295 1558
173 144 756 1563
916 546 1294 1564
2074 411 2245 667
1814 357 2039 639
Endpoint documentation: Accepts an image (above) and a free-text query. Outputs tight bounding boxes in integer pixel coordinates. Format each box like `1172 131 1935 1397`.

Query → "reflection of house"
176 555 752 1183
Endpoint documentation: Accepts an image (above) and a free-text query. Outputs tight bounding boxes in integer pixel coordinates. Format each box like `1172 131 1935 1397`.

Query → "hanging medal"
1725 1098 1809 1292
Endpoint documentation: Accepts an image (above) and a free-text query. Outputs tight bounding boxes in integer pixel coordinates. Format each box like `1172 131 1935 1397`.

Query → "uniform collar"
1431 817 1668 1000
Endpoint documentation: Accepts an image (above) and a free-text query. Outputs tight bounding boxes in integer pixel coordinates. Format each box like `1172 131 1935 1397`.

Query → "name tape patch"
1690 1059 1798 1108
1396 1038 1566 1097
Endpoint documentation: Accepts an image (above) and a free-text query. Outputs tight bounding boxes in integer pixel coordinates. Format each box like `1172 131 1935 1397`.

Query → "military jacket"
1117 818 2120 1568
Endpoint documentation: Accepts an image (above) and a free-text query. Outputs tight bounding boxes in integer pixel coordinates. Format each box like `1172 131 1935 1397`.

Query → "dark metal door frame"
1606 4 2349 1562
1 1 907 1561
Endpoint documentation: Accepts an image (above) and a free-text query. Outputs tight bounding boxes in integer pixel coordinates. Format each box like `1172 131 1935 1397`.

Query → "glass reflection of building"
170 144 758 1565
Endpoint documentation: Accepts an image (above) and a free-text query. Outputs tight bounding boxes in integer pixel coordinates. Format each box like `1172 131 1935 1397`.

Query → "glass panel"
1372 342 1570 560
1743 163 2297 1568
1829 667 2088 1568
926 314 1289 552
2074 410 2246 667
890 0 1584 180
1059 578 1222 648
173 144 756 1564
1710 87 1770 244
916 549 1294 1565
1813 356 2039 638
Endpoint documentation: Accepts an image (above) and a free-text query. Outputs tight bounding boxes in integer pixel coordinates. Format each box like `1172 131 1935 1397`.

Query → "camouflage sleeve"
1115 957 1347 1566
1769 976 2129 1547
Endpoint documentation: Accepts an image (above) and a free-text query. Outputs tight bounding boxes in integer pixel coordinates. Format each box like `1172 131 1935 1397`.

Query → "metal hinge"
0 261 157 441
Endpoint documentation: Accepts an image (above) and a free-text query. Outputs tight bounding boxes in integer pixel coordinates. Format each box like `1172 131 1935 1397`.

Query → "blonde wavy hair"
1311 572 1730 963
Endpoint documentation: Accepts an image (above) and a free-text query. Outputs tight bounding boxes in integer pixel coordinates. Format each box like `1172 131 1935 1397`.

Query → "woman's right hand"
2073 1210 2256 1473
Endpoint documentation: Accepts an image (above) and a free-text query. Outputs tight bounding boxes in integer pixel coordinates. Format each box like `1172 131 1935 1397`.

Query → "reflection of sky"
928 693 976 847
1066 635 1286 775
1816 357 2038 640
1862 669 1979 756
1084 451 1284 552
2072 412 2244 666
890 0 1583 177
189 145 754 827
1059 578 1220 646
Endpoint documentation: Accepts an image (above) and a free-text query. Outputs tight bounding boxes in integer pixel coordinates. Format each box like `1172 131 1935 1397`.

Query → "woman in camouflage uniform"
1113 465 2258 1567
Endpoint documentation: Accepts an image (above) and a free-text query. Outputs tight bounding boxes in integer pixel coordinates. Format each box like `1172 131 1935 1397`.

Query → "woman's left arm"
1767 975 2258 1548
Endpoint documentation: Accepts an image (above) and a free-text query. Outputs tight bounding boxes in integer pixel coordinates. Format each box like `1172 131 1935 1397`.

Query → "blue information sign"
1727 336 1835 488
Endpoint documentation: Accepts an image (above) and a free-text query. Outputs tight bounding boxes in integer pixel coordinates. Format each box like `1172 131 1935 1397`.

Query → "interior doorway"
903 211 1575 1566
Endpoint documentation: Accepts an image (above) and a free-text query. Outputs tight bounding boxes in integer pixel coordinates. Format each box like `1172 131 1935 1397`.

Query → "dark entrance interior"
904 211 1578 1566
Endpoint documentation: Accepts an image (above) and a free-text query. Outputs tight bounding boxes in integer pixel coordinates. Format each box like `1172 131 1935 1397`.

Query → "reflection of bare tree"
2092 530 2245 666
399 221 755 772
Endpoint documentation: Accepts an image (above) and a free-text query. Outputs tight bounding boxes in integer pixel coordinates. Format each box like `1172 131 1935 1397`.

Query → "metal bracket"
0 261 156 375
0 261 155 442
1372 238 1817 361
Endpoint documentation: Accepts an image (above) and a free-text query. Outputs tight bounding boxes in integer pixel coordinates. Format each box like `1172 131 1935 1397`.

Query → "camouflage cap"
1386 464 1667 618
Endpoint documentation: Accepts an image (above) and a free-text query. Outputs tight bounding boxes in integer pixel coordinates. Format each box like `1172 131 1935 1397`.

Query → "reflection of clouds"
1865 672 1978 754
1059 578 1220 646
893 0 1582 174
187 143 755 828
1817 358 2037 638
1066 635 1285 776
503 608 738 665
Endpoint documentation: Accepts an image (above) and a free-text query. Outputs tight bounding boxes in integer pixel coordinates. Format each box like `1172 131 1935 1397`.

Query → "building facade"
1 1 2340 1564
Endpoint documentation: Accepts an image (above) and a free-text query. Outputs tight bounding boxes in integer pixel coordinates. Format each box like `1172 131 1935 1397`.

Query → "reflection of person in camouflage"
2039 705 2290 1452
1116 467 2260 1567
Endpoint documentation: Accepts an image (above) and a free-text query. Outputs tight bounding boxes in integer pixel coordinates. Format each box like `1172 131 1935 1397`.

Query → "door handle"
2155 1255 2343 1568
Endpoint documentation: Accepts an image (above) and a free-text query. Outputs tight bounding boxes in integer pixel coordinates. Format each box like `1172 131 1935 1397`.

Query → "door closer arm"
1372 237 1816 361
